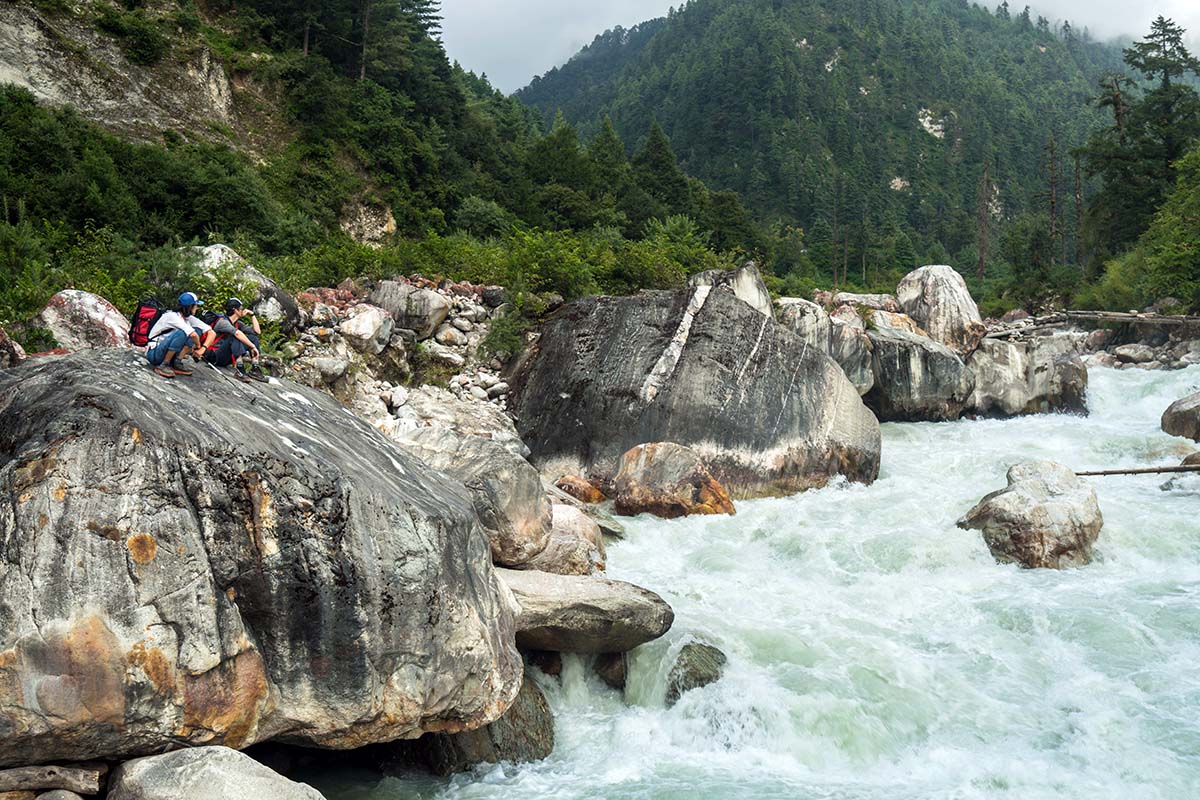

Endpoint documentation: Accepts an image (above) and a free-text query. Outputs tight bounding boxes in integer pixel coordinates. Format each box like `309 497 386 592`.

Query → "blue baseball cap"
178 292 203 307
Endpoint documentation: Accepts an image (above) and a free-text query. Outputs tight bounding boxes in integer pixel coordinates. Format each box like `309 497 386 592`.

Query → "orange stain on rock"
181 650 270 749
128 641 175 695
126 533 158 564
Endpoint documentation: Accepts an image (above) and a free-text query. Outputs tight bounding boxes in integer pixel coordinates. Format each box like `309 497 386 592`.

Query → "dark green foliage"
95 5 169 65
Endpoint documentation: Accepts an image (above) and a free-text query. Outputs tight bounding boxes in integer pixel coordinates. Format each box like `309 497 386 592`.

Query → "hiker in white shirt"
145 292 215 378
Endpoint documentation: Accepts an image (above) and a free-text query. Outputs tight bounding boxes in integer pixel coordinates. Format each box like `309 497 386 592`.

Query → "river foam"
320 365 1200 800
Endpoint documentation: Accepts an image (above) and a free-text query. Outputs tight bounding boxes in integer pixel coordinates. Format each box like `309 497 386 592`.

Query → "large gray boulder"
508 287 880 498
108 747 324 800
0 351 521 767
521 503 606 576
865 327 975 421
665 642 727 707
407 671 554 776
896 265 986 355
497 569 674 653
687 261 773 317
775 298 832 352
958 461 1103 569
1162 392 1200 441
967 336 1088 417
830 314 874 396
368 281 451 340
30 290 129 351
395 426 552 567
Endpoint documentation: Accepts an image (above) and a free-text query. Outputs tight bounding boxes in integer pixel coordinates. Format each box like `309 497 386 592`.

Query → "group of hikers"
142 292 267 382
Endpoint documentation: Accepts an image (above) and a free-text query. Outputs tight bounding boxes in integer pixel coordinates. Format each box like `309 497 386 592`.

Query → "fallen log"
1076 465 1200 477
0 766 101 795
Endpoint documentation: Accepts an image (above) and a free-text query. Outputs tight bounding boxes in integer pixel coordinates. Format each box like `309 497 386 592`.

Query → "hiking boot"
153 365 176 379
234 362 252 382
248 363 270 383
171 364 194 376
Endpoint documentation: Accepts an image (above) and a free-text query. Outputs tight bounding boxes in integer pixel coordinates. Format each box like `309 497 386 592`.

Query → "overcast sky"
441 0 1200 94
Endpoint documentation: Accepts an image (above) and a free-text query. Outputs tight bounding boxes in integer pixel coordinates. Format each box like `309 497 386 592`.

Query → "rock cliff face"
508 287 881 498
0 351 522 767
0 3 277 152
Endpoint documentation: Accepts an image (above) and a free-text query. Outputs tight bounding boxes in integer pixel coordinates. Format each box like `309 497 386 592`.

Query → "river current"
319 365 1200 800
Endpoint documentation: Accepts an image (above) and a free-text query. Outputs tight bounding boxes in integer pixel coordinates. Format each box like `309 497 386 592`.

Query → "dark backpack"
200 310 221 327
129 298 166 347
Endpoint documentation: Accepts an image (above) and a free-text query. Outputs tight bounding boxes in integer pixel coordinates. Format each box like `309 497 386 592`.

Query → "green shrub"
95 5 170 65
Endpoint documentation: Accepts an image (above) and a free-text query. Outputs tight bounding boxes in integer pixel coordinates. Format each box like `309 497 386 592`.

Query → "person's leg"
148 329 188 376
205 337 236 367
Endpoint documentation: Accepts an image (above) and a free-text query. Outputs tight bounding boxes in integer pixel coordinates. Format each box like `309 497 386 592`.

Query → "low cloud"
441 1 1200 94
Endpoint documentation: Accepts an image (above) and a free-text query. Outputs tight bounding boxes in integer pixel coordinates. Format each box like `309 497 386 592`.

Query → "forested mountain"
519 0 1127 284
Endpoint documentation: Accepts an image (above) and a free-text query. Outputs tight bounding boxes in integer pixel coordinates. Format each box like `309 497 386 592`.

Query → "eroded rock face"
368 281 451 340
0 351 521 767
390 386 528 458
665 643 727 707
1162 392 1200 442
687 262 773 317
612 442 735 519
553 475 606 504
394 427 552 567
775 298 832 353
830 316 874 396
865 328 975 421
509 287 881 498
107 746 325 800
405 671 554 777
957 461 1103 569
896 265 986 355
967 337 1088 417
30 290 129 351
831 292 901 313
497 569 674 653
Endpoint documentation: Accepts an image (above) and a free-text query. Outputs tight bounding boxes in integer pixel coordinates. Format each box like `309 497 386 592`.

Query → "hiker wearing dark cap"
145 292 214 378
203 297 266 381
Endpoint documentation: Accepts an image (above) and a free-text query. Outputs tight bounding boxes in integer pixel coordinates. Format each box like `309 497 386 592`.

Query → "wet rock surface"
958 461 1103 569
0 351 521 766
509 286 880 498
1162 392 1200 441
665 642 728 707
967 336 1088 417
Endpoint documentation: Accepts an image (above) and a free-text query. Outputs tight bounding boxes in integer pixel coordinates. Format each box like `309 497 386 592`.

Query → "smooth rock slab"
957 461 1103 569
0 351 521 766
687 262 773 318
497 569 674 653
1162 392 1200 441
107 747 324 800
509 287 880 498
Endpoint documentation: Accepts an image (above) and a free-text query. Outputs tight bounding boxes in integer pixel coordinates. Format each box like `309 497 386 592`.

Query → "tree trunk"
360 0 370 80
303 19 311 56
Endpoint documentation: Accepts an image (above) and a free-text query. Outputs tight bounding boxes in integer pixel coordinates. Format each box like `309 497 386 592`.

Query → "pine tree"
632 121 690 215
399 0 442 38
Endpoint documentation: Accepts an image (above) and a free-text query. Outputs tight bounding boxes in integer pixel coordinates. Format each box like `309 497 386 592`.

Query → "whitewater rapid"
322 365 1200 800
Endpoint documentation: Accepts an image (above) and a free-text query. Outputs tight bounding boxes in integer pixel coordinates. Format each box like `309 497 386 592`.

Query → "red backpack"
129 298 166 347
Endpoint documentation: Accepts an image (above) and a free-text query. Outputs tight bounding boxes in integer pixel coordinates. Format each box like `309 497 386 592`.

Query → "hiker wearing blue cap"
144 292 216 378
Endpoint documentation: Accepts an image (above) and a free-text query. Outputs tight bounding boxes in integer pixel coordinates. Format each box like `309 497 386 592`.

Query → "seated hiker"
145 292 214 378
204 297 266 380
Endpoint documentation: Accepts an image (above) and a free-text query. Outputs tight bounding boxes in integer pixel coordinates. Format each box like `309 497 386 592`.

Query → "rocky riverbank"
3 251 1199 795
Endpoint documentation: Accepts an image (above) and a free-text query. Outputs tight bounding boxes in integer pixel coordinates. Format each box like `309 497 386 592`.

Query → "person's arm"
233 327 260 359
248 310 261 335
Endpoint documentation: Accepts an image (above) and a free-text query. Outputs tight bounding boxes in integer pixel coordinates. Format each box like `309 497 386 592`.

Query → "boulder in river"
665 642 728 707
864 327 975 421
107 746 324 800
1113 343 1156 364
967 336 1088 417
830 312 875 396
895 265 987 355
521 503 606 576
406 671 554 777
509 286 881 498
395 426 552 567
957 461 1103 569
612 442 735 518
0 351 521 766
30 290 129 352
1162 392 1200 441
497 569 674 653
687 261 773 317
553 475 607 504
367 281 451 340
